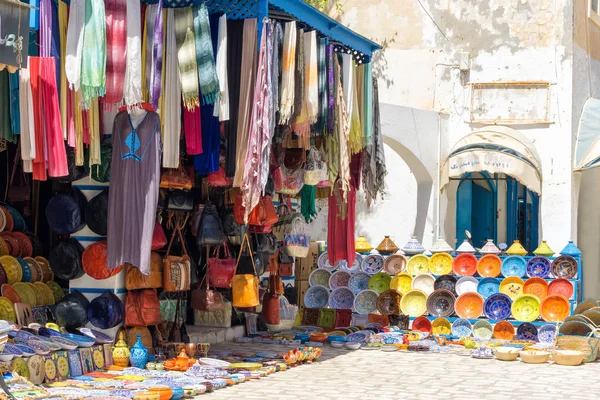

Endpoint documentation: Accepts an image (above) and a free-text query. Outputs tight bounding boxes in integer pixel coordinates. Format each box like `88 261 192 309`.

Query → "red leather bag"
152 221 167 250
81 240 124 279
207 167 232 187
207 242 237 288
262 275 280 324
125 289 162 327
234 194 278 229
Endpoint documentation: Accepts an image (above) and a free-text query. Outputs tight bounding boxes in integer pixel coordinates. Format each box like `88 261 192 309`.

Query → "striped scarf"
279 21 296 124
193 4 219 105
145 0 164 109
80 0 106 107
316 37 327 135
305 30 318 124
174 8 200 110
104 0 127 106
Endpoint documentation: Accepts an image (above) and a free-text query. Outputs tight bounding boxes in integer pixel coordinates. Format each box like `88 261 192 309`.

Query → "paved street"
207 342 598 400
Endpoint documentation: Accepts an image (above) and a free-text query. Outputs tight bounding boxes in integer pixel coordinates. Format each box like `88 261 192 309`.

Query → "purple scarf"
146 0 163 109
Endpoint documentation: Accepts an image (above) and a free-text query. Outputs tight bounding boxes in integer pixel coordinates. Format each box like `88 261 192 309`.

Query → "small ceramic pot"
146 362 156 370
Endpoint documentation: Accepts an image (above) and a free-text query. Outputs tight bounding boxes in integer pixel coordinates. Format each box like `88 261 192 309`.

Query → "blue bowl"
14 344 35 356
477 278 500 299
483 293 512 321
526 256 551 278
295 334 310 343
451 318 473 337
516 322 538 341
327 335 347 343
38 327 62 337
62 333 96 348
170 387 184 400
3 344 23 356
501 256 527 278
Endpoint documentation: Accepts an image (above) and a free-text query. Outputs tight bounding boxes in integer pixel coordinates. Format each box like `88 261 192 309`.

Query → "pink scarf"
104 0 128 106
183 106 203 155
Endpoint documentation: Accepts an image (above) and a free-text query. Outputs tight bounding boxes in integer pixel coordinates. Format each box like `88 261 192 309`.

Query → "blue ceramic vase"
129 334 148 369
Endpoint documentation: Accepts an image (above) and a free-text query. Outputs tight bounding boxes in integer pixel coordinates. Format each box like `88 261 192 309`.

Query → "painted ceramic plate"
451 318 473 337
501 256 527 278
551 256 577 279
348 272 370 295
338 254 362 273
27 355 45 384
11 282 35 306
483 293 512 321
79 328 114 344
361 254 384 275
547 278 574 299
329 271 351 290
317 252 337 272
368 272 391 294
412 316 433 333
376 290 402 315
434 274 457 294
198 358 231 368
522 277 548 300
0 297 15 322
12 233 32 258
34 257 53 282
477 255 501 277
426 289 455 317
511 294 541 322
329 288 355 309
540 294 570 322
61 333 95 348
50 337 78 350
429 253 453 275
12 357 29 378
44 281 65 303
526 256 551 278
384 254 407 275
345 332 369 343
34 282 54 305
1 284 20 304
309 269 331 288
516 322 538 341
27 339 50 355
304 285 330 309
499 276 524 300
455 292 484 319
353 290 378 315
400 289 428 317
411 274 435 295
26 283 44 306
0 256 22 284
407 255 429 275
15 258 31 282
493 321 515 340
456 276 479 296
432 317 452 335
452 253 477 276
390 273 412 295
14 344 35 356
473 320 493 340
538 324 557 344
23 257 42 282
477 277 500 299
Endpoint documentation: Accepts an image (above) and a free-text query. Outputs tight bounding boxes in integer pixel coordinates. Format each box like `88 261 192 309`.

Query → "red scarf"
104 0 127 105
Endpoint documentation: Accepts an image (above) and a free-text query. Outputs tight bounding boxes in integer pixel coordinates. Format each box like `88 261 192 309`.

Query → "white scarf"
304 30 318 123
65 0 85 91
18 68 35 173
213 13 229 121
342 53 353 119
162 9 181 168
278 21 296 124
123 0 142 106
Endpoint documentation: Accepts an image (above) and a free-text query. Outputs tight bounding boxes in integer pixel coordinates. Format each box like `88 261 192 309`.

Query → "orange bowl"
493 320 515 340
149 387 173 400
477 255 501 277
452 253 478 276
541 294 570 322
454 292 484 319
412 316 432 333
523 278 548 300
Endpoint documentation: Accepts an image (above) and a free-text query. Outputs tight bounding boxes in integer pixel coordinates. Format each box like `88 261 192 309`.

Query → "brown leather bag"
126 252 163 290
262 275 281 325
191 274 224 312
163 226 191 292
125 289 162 327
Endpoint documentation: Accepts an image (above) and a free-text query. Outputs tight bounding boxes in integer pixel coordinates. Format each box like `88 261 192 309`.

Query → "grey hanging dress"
107 110 162 274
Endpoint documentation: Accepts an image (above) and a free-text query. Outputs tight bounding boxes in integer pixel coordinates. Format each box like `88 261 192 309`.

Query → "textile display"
193 4 220 105
213 13 229 121
123 0 142 106
174 7 200 110
224 19 244 176
104 0 127 106
279 21 296 124
80 0 107 106
163 9 182 169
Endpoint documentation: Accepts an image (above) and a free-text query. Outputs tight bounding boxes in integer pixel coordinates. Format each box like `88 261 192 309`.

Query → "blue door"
456 173 496 249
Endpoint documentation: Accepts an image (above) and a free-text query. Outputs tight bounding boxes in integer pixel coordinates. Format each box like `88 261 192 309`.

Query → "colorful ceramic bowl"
400 289 428 317
304 285 330 309
432 317 451 335
407 255 429 275
538 324 557 344
501 256 527 278
452 253 477 276
499 276 524 300
339 254 362 273
317 252 337 272
434 275 457 294
477 277 500 299
451 318 472 337
455 292 484 319
426 289 455 317
484 293 512 321
429 253 453 275
551 256 577 279
353 290 379 315
329 288 355 310
526 256 551 278
15 258 31 282
522 277 548 300
328 271 351 290
511 294 541 322
361 254 385 275
0 256 22 284
540 294 570 322
61 333 95 348
412 316 432 334
473 320 493 340
411 274 435 295
384 254 407 275
456 276 478 296
547 278 574 299
516 322 538 341
376 289 402 315
368 272 391 294
0 297 15 322
493 320 515 340
348 273 370 295
389 273 412 295
309 269 331 288
1 284 20 304
477 255 501 277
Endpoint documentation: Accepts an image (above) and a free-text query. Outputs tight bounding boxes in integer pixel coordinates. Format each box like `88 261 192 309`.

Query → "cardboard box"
295 279 309 310
296 241 321 279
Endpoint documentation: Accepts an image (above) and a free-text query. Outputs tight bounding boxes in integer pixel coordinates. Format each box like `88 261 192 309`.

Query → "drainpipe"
436 112 442 239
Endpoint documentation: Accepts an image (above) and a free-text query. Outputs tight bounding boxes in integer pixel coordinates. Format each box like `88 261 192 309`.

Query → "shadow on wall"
577 168 600 299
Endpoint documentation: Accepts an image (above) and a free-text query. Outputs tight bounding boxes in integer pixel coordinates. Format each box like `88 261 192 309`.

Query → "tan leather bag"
126 252 163 290
163 226 191 292
231 234 260 308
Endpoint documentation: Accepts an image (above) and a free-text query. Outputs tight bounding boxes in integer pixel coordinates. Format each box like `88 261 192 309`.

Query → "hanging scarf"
349 60 362 154
301 185 317 222
88 98 101 166
58 0 68 140
8 72 20 134
184 105 202 155
174 8 200 110
80 0 106 106
150 0 164 109
123 0 142 106
260 21 275 199
104 0 127 106
279 21 296 124
224 19 244 177
65 0 85 91
163 9 182 168
271 22 283 130
142 6 150 98
193 5 219 105
19 68 35 173
316 37 327 135
356 63 365 136
74 90 84 166
326 44 335 134
0 71 15 143
213 14 229 121
363 62 373 146
342 54 353 120
293 28 304 120
363 77 386 206
334 55 350 200
304 30 318 124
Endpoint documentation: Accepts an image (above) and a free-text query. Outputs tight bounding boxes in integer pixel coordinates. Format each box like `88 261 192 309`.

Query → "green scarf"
0 70 15 143
301 185 317 222
174 8 200 110
193 4 219 105
80 0 106 106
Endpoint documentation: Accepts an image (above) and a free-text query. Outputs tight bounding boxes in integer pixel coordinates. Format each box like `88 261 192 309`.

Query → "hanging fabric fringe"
18 68 35 173
305 30 318 124
80 0 107 107
279 21 296 124
65 0 85 92
193 4 220 105
213 13 229 121
174 8 200 110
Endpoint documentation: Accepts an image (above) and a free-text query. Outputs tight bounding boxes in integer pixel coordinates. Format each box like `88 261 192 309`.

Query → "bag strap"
235 233 257 276
165 225 188 258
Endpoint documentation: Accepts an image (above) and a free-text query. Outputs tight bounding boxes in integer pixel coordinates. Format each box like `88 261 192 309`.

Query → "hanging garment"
19 68 36 172
107 110 161 272
8 72 20 135
123 0 142 106
163 9 182 168
149 0 163 109
224 19 243 176
65 0 85 91
327 179 356 267
193 4 219 105
316 37 327 136
0 71 14 143
183 105 202 155
58 0 68 140
88 98 101 166
74 90 84 166
292 28 304 121
29 57 47 181
104 0 127 105
80 0 107 106
363 62 373 146
342 53 353 124
363 78 387 206
349 59 362 154
232 18 257 187
174 7 200 110
271 22 283 132
356 64 365 137
326 44 335 134
213 13 229 121
279 21 296 124
304 30 318 124
334 55 350 200
144 4 156 99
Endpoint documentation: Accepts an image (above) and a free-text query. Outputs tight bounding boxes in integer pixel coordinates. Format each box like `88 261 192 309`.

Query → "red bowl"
547 278 573 299
453 253 478 276
412 316 432 333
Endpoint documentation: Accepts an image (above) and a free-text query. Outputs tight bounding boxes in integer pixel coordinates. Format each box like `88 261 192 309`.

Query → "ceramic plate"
14 344 35 356
34 282 54 305
44 281 65 303
384 254 407 275
411 274 435 295
12 282 36 306
0 256 22 284
452 253 478 276
516 322 538 341
451 318 473 337
540 294 570 322
538 324 557 344
400 289 428 317
367 272 391 294
407 255 429 275
434 275 457 294
317 252 336 272
15 258 31 282
27 339 50 355
329 271 351 290
34 257 52 282
23 257 42 282
426 289 455 317
361 254 384 275
62 333 95 348
198 358 231 368
50 337 78 350
12 357 29 378
477 277 500 299
27 283 44 306
455 292 484 319
79 328 114 344
547 278 574 299
456 276 479 296
348 273 370 295
472 320 493 340
390 273 412 295
511 294 541 322
1 284 20 304
339 254 362 273
501 256 527 277
309 269 331 288
329 288 355 309
483 293 512 321
432 317 452 335
353 290 378 315
376 290 402 315
345 332 369 343
429 253 453 275
0 297 15 322
551 256 577 279
477 255 501 277
522 277 548 300
526 256 551 278
499 277 524 300
27 355 45 384
304 285 330 309
493 321 515 340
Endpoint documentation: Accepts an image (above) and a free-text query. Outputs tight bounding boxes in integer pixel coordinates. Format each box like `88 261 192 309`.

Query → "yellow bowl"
499 277 524 300
511 294 541 322
407 255 430 275
400 289 428 317
432 317 451 335
390 273 413 295
429 253 453 275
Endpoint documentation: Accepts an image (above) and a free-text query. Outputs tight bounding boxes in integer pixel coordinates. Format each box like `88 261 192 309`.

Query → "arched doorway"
456 172 496 248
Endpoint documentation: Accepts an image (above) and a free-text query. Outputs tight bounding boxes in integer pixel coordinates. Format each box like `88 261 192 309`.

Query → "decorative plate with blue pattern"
329 288 355 309
516 322 538 341
483 293 512 321
538 324 557 344
526 256 551 278
348 272 370 295
304 285 330 309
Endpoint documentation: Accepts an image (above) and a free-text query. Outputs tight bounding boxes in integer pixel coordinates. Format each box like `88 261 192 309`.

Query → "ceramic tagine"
506 240 528 256
376 236 399 255
112 333 130 367
533 240 555 257
355 236 374 253
429 237 454 254
456 239 476 254
560 241 582 257
401 236 426 255
479 239 501 255
129 334 149 369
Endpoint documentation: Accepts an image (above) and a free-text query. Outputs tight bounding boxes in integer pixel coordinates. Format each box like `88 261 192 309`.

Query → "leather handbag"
197 200 225 246
207 167 232 187
167 190 194 211
262 272 281 324
125 289 162 327
152 221 167 250
231 234 260 308
126 252 163 290
163 226 191 292
191 274 224 312
160 164 193 190
207 241 237 288
284 148 306 171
